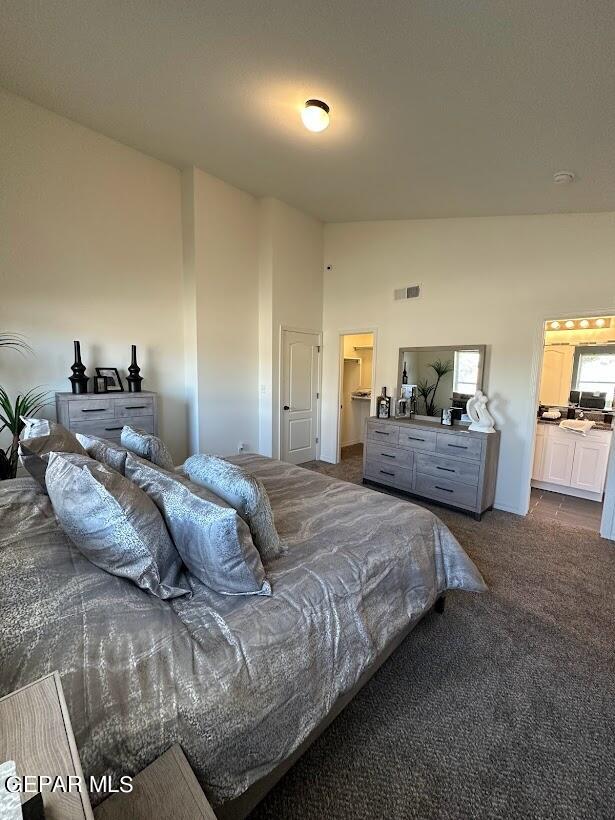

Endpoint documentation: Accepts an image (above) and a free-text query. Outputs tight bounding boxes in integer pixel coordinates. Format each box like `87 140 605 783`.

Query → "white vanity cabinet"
532 422 612 500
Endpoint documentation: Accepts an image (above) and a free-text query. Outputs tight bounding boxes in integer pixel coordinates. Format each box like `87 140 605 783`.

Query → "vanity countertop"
537 417 613 432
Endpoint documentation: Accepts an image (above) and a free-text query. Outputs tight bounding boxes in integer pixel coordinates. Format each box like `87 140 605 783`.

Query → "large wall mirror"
397 345 486 417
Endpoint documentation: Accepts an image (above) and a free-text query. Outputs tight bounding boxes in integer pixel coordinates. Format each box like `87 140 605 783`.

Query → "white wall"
182 167 260 457
258 198 323 458
322 213 615 514
0 88 188 461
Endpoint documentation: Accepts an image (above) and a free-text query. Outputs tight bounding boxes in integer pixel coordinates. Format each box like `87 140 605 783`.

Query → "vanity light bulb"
550 321 560 330
565 320 575 329
580 319 589 328
596 318 606 328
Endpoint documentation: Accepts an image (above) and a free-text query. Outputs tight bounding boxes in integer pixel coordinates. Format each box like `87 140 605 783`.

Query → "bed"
0 453 486 816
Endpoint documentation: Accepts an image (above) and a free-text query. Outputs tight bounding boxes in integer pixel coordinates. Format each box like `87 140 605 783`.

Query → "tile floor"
528 487 603 533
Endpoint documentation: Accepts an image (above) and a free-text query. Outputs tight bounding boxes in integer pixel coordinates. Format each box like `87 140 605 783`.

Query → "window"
453 350 480 395
575 352 615 402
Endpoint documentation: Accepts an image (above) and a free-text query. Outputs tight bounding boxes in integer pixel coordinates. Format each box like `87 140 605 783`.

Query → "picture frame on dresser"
95 367 124 392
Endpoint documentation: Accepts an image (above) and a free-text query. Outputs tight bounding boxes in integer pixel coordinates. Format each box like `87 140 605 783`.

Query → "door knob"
283 405 290 410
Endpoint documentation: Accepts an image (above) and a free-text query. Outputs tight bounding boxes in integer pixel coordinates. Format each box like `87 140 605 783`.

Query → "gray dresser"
363 416 500 519
56 391 158 443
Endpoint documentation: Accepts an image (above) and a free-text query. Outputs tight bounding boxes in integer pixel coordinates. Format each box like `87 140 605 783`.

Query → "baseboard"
493 501 526 516
531 480 602 503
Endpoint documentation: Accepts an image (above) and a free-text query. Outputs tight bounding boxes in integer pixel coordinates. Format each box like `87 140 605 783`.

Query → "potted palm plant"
0 333 48 480
416 359 454 416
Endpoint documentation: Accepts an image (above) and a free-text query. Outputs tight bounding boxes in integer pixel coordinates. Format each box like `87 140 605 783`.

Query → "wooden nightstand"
0 672 94 819
94 744 216 820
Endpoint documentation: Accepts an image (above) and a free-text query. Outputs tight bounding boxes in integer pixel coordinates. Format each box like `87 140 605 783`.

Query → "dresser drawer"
398 428 437 452
115 397 154 419
415 452 480 486
365 461 413 491
365 441 414 469
366 422 399 445
436 432 482 461
415 473 478 509
70 415 154 442
68 398 114 421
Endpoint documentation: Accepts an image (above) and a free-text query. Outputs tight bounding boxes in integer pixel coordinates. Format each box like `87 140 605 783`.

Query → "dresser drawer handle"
447 443 468 450
81 408 106 413
124 405 147 409
373 430 389 436
104 426 123 432
380 453 396 459
379 470 395 477
435 485 454 493
407 436 425 442
436 466 455 472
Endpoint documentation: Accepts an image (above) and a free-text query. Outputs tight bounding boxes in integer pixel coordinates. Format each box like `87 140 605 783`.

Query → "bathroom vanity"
532 420 612 501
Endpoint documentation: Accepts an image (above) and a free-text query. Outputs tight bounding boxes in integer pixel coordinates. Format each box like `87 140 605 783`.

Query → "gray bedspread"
0 454 485 807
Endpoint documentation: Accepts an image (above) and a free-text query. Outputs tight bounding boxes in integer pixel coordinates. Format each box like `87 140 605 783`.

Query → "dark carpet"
250 449 615 819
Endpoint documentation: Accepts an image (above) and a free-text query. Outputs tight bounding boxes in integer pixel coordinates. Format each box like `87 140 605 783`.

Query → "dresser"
363 417 500 519
56 391 158 443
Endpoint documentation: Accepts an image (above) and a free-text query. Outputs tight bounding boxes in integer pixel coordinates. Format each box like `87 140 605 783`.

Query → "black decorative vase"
126 345 143 393
69 340 89 394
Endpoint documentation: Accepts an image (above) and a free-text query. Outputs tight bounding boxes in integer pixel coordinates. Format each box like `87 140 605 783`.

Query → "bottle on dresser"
377 387 391 419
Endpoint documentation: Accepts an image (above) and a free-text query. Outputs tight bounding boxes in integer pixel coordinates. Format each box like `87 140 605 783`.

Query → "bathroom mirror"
397 345 486 417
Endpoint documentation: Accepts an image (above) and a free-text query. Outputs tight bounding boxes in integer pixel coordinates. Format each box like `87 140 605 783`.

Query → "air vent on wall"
394 284 420 301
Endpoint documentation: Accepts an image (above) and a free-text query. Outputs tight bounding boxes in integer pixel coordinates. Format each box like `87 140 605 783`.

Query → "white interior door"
281 330 321 464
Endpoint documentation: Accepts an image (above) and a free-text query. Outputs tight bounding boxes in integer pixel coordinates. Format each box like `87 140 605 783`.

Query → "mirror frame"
397 344 486 400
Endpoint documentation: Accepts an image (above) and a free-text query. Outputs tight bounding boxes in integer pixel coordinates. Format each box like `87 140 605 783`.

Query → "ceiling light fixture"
553 171 575 185
301 99 330 132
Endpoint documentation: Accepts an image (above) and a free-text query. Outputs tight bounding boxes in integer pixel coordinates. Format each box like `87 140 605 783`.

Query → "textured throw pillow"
184 454 283 562
121 425 174 470
76 432 129 475
125 454 271 596
46 452 189 599
20 416 54 440
18 424 87 488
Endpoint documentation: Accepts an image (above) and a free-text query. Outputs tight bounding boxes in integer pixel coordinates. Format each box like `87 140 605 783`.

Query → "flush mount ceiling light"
301 99 330 132
553 170 576 184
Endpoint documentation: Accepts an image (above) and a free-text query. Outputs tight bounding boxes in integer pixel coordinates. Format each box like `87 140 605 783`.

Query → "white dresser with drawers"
363 416 500 520
55 391 158 443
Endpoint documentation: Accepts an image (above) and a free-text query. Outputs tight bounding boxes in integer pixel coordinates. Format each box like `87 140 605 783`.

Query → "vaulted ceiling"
2 1 614 222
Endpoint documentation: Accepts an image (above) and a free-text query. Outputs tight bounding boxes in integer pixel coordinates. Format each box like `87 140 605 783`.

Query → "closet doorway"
336 331 376 464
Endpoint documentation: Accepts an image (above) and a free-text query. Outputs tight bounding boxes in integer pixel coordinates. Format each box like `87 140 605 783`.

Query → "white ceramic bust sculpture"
466 390 496 433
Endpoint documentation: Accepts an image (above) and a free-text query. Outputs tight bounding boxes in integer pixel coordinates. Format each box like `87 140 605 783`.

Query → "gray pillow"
20 416 54 440
46 452 189 600
76 432 129 475
184 454 283 562
18 424 87 488
121 425 174 470
125 454 270 596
